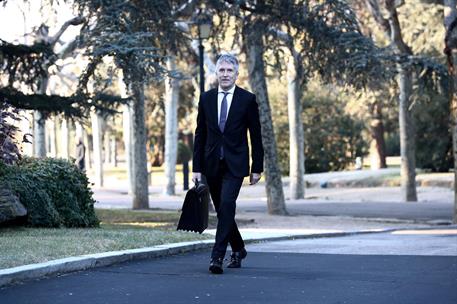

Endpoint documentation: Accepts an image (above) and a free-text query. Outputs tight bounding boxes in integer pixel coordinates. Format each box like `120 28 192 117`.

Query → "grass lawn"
0 209 214 270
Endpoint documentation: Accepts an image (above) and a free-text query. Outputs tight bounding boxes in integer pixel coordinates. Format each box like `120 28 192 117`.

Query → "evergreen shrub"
271 86 368 174
177 141 192 164
414 94 453 172
0 157 99 227
301 93 368 173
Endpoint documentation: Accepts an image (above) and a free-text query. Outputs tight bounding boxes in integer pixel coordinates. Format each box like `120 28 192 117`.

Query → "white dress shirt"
217 85 236 123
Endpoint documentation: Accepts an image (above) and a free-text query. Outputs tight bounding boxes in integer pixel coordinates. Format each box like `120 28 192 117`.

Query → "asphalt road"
1 231 456 304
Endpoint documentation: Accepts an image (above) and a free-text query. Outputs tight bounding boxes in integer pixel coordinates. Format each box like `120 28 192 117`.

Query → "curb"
1 225 456 287
0 240 214 288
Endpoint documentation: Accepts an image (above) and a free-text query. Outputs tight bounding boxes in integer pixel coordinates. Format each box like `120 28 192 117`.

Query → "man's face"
216 61 238 91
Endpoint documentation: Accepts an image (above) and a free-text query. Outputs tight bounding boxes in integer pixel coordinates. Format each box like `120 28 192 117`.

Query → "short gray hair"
215 53 239 74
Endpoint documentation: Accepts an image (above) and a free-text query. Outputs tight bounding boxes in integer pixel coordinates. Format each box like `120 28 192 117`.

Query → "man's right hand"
192 172 202 184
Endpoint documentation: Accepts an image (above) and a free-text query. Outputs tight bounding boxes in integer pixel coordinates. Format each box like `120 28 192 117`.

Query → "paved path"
2 230 456 304
92 169 454 224
249 229 457 256
243 201 454 222
93 184 454 222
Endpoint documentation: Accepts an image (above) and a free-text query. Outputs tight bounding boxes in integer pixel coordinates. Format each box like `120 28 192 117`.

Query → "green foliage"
177 141 192 164
206 0 397 88
270 79 368 174
0 157 99 228
301 90 368 173
0 104 23 164
347 0 451 171
384 132 400 156
293 0 394 88
395 2 444 59
414 94 453 172
74 0 185 88
0 39 54 91
145 79 195 166
0 14 126 118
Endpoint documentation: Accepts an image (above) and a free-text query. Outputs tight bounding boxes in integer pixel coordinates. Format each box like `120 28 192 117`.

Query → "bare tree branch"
384 0 412 55
48 16 85 47
364 0 391 38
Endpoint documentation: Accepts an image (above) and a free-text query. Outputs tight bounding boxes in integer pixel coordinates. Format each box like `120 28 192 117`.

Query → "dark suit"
193 86 264 259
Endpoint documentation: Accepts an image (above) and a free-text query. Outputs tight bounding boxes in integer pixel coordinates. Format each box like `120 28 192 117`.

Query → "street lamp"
190 9 212 93
188 9 212 197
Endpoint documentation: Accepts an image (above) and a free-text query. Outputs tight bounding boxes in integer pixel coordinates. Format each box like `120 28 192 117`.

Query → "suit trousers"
207 160 245 259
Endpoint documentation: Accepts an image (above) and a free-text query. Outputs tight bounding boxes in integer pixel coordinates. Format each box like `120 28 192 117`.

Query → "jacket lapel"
207 89 219 130
224 86 241 131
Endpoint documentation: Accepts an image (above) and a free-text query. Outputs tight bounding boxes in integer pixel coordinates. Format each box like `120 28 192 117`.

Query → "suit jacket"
193 86 264 178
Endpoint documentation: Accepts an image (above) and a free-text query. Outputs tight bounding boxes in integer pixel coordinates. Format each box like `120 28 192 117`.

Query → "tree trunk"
85 132 92 169
32 27 50 158
125 104 136 193
164 57 180 195
443 0 457 223
61 118 69 159
91 111 103 187
29 16 81 159
120 73 134 194
287 54 305 199
110 135 117 167
452 87 457 223
33 110 46 157
130 81 149 209
76 122 84 140
369 102 387 169
366 0 417 200
398 68 417 201
243 20 287 215
20 111 33 156
104 128 112 165
33 76 47 158
48 118 57 157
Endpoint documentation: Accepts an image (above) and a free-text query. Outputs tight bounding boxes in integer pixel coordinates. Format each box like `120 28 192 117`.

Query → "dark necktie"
219 92 229 132
219 92 229 159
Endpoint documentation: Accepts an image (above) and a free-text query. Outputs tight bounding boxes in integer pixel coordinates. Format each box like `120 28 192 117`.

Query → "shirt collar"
218 85 236 95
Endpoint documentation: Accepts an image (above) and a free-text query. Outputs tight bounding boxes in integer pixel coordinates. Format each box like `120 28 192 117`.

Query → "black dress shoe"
227 248 247 268
209 257 224 274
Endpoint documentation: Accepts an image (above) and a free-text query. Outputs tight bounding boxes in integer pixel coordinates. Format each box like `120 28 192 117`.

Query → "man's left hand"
249 173 261 185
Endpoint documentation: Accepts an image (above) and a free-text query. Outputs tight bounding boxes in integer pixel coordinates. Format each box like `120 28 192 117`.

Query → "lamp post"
188 9 212 197
190 9 212 94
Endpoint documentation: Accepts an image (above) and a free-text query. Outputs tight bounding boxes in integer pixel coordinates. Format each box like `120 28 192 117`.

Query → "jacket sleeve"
247 94 264 174
193 95 206 173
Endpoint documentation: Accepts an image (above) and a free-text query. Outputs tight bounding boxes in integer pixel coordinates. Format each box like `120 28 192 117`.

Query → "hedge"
0 157 99 228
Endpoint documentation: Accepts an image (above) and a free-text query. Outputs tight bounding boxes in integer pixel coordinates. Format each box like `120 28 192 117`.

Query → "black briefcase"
177 181 209 234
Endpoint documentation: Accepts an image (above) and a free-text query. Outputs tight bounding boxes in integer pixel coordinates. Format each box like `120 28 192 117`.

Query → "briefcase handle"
194 179 206 188
193 179 208 195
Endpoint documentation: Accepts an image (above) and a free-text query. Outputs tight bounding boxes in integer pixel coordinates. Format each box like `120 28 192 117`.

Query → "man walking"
75 138 86 171
192 53 264 274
